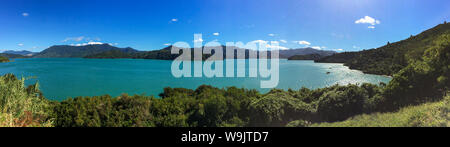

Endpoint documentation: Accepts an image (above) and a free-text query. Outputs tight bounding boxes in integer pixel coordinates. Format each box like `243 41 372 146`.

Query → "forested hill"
316 22 450 76
33 44 139 58
85 45 336 60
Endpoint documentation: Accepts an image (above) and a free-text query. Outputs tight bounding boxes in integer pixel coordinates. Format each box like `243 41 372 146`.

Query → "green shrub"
0 74 52 127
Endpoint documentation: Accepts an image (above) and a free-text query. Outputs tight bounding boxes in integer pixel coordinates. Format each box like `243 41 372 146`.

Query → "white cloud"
355 16 380 25
22 13 29 17
63 36 85 42
213 32 219 36
368 26 375 29
268 34 276 37
280 40 287 43
353 45 360 49
171 18 178 22
335 49 344 51
72 43 84 46
311 46 321 50
18 43 24 46
87 42 103 45
164 43 171 46
72 44 83 46
108 43 119 46
294 40 311 46
71 41 105 46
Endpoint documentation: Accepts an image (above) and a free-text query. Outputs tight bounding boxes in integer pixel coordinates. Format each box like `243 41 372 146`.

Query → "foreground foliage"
0 74 52 127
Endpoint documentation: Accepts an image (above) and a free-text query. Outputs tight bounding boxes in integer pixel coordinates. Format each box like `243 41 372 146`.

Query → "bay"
0 58 391 101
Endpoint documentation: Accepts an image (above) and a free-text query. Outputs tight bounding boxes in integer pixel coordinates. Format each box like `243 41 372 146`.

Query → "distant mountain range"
1 41 336 61
0 53 31 59
29 43 336 60
2 50 37 56
33 44 139 58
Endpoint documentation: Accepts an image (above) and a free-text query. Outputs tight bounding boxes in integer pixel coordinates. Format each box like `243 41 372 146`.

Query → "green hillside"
317 22 450 76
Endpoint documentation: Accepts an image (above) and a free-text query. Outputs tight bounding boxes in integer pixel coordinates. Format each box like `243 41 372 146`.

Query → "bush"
316 85 368 121
0 74 52 127
383 34 450 109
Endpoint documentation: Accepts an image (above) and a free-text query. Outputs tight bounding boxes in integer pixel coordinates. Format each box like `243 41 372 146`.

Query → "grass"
311 95 450 127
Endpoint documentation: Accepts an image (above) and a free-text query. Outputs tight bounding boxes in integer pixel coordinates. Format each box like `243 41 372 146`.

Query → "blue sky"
0 0 449 52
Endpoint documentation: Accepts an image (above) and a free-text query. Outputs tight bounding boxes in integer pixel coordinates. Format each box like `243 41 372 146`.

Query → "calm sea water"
0 58 391 101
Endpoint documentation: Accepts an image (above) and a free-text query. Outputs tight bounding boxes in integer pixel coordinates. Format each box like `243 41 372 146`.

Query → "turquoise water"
0 58 391 101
